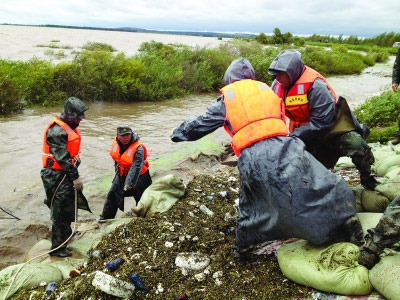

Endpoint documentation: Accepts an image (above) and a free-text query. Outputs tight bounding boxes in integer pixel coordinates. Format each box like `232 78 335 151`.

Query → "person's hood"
223 58 255 85
268 49 304 87
61 97 88 119
60 97 88 129
131 132 139 143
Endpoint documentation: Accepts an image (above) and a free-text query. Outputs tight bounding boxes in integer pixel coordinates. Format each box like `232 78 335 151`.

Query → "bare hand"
393 83 399 92
73 177 83 191
123 184 132 192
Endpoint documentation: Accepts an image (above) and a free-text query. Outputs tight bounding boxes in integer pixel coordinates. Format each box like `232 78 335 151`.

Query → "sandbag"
372 145 396 163
277 240 371 295
47 258 87 279
24 239 52 262
369 251 400 300
333 156 355 171
131 174 185 217
67 232 104 257
375 178 400 201
374 155 400 177
351 186 365 212
0 263 62 300
357 212 383 237
361 190 391 213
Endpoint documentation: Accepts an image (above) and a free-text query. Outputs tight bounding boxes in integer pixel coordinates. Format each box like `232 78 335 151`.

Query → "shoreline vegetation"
1 25 400 142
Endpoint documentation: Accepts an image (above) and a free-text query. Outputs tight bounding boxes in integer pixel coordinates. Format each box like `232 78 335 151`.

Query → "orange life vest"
109 138 149 176
272 66 338 131
42 117 81 170
220 79 288 156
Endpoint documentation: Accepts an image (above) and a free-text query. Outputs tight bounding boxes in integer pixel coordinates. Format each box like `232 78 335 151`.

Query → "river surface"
0 25 395 268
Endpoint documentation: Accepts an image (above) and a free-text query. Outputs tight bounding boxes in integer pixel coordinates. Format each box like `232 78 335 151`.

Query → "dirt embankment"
12 153 316 300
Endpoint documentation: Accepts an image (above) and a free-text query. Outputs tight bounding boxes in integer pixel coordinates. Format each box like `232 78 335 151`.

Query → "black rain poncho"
172 58 356 249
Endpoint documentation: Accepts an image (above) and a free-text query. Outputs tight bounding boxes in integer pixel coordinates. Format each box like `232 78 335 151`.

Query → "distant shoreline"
0 23 256 39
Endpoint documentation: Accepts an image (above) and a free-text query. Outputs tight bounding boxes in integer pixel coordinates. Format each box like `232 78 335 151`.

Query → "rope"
0 207 20 220
2 183 79 300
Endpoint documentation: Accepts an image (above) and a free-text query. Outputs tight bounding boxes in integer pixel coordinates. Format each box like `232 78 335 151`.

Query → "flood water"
0 25 395 268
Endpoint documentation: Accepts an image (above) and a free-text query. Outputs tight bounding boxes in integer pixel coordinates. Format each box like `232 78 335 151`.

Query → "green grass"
0 39 392 115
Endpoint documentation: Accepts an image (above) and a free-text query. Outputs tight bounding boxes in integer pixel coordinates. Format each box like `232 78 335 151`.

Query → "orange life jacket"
42 117 81 170
109 138 149 176
272 66 338 131
220 79 288 156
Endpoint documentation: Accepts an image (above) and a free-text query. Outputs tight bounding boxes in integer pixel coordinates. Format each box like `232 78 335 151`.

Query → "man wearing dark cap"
268 49 377 190
99 126 152 220
41 96 88 257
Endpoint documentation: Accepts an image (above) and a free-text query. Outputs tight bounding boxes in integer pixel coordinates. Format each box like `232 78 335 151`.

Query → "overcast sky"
1 0 399 37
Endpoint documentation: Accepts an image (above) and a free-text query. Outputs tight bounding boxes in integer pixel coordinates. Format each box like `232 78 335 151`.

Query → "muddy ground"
11 153 362 300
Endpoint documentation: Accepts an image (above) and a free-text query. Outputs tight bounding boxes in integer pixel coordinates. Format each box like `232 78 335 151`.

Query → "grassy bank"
0 39 389 115
354 90 400 143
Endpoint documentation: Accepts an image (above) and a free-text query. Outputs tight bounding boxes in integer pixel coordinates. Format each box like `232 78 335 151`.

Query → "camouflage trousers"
396 113 400 138
309 131 375 178
361 195 400 255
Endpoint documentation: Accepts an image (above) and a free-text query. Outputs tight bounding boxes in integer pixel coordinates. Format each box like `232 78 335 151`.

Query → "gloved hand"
73 177 84 191
123 184 132 192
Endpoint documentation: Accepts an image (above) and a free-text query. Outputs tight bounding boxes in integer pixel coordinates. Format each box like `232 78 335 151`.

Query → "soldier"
41 97 88 257
358 195 400 269
390 43 400 144
268 49 378 190
99 126 152 220
171 58 363 261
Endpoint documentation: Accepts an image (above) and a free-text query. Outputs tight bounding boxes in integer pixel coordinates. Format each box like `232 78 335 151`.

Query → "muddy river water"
0 25 395 268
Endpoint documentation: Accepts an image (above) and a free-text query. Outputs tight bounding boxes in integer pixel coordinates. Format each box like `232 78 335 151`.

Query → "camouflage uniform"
40 97 88 255
392 49 400 142
269 49 377 190
359 195 400 269
100 128 152 220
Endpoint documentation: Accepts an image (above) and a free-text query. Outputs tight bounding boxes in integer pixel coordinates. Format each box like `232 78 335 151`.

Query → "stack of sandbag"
372 144 400 201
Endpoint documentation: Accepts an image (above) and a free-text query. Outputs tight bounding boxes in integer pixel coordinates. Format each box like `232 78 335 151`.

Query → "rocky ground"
11 153 363 300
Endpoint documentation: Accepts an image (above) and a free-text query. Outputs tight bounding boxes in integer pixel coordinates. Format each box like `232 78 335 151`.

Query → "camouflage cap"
117 126 133 135
62 97 88 117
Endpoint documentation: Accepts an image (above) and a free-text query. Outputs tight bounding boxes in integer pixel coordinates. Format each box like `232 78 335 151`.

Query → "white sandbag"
334 156 355 171
369 252 400 300
357 212 383 237
374 155 400 177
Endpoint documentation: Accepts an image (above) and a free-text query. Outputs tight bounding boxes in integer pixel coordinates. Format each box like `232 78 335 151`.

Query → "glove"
123 184 132 192
73 177 84 191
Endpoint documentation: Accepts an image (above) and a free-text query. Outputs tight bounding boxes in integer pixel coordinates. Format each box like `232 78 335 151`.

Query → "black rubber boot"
358 248 379 269
50 248 72 257
391 136 400 145
360 175 379 190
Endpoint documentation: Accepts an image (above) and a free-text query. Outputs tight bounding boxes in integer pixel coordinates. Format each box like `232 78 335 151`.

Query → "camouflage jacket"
393 49 400 85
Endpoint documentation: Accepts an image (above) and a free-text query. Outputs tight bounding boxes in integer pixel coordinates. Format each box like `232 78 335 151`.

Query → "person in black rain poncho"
268 49 377 190
171 58 364 260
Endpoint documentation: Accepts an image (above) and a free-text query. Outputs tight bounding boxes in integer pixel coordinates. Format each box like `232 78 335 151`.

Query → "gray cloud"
1 0 399 36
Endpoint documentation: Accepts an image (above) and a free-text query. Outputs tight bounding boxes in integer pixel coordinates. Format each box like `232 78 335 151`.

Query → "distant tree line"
254 28 400 48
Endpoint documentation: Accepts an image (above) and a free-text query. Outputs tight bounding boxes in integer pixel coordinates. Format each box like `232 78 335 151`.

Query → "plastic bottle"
88 249 102 258
129 273 148 293
199 204 214 216
45 282 56 296
105 257 125 272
